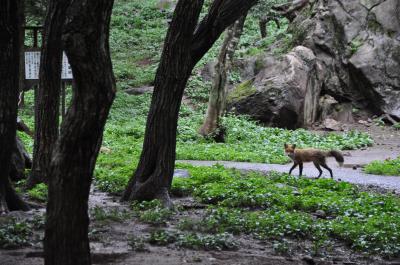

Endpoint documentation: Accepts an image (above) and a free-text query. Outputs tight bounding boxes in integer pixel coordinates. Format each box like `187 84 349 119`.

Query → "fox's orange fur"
284 144 344 179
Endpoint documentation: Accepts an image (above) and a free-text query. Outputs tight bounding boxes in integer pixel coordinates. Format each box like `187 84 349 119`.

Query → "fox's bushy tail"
328 150 344 166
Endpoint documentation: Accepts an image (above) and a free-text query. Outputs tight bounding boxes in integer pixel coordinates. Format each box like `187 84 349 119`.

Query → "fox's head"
284 143 296 158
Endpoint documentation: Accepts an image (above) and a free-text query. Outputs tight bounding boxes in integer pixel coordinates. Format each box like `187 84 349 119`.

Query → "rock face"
228 0 400 128
229 46 321 129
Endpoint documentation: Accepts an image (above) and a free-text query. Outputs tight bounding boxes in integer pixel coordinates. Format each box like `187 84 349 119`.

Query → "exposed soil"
1 124 399 265
2 191 399 265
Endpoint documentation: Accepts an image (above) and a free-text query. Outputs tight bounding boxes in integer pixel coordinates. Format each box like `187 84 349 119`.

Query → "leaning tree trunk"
259 16 268 38
122 0 205 208
122 0 257 206
199 14 246 141
44 1 115 265
28 0 71 189
0 0 30 213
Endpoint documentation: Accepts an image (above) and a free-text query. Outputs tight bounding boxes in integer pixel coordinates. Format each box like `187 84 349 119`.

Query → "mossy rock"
227 80 257 103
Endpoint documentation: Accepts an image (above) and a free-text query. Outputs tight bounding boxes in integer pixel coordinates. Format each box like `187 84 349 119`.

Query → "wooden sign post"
23 26 74 120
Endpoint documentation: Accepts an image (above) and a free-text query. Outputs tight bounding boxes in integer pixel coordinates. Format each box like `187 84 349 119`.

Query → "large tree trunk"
43 1 115 264
122 0 257 206
199 14 246 140
0 0 30 213
28 0 71 188
122 0 205 208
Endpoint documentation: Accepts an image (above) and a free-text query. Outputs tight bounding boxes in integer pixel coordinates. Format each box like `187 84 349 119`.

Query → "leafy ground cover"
364 158 400 176
0 216 43 249
19 91 373 195
94 93 372 194
170 165 400 257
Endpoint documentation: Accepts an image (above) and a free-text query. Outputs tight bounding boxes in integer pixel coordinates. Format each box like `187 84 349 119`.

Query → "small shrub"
374 118 385 127
176 232 238 251
132 200 174 225
272 239 291 255
147 229 238 251
91 206 131 223
0 219 32 249
128 236 148 252
148 230 176 246
349 37 363 55
27 183 48 202
364 158 400 176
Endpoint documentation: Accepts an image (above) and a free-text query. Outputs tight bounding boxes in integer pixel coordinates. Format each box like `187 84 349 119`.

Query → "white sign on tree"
61 52 73 79
24 51 40 80
24 51 73 80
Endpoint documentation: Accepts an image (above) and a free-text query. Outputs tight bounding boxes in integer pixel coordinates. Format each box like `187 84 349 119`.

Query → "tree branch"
190 0 258 65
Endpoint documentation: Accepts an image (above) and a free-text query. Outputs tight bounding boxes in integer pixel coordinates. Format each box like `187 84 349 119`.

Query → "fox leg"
289 163 298 175
299 162 303 177
320 163 333 179
313 162 323 179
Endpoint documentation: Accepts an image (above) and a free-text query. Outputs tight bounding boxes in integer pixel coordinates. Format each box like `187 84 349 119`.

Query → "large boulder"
228 0 400 128
228 46 322 129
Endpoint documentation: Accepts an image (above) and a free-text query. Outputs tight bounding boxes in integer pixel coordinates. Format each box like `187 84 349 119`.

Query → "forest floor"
1 124 400 265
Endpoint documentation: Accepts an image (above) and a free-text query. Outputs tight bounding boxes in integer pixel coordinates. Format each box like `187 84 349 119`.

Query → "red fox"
284 143 344 179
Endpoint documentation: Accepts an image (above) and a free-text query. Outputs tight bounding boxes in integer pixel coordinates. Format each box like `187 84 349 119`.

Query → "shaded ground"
1 125 399 265
1 189 399 265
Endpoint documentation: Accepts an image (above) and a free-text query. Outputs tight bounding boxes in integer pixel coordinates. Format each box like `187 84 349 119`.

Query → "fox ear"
284 143 287 148
293 144 296 149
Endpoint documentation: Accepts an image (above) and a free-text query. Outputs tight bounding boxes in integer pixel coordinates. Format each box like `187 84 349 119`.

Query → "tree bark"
199 14 246 140
28 0 71 189
122 0 205 208
259 17 268 38
43 1 115 264
18 0 25 98
0 0 30 213
122 0 257 206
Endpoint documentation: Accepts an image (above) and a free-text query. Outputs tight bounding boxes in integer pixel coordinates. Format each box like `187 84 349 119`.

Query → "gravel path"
178 148 400 194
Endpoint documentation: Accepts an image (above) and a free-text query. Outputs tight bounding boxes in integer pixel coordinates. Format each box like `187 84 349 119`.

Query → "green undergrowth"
131 200 174 226
129 229 237 251
148 230 238 251
18 89 372 196
0 218 33 249
90 206 132 223
27 183 48 202
128 200 238 251
364 158 400 176
170 165 400 257
94 92 372 194
110 0 168 89
15 180 48 203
